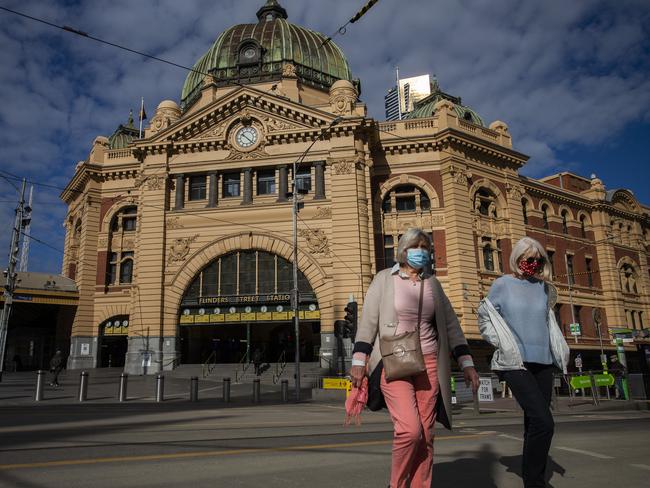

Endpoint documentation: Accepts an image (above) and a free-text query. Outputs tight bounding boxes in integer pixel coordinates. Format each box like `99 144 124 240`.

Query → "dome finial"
257 0 287 22
127 109 134 128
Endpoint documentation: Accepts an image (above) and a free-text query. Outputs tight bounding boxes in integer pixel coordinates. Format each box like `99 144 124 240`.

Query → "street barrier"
223 377 231 403
155 374 164 402
78 371 88 402
281 379 289 403
253 378 261 403
118 373 128 402
35 370 45 401
190 376 199 402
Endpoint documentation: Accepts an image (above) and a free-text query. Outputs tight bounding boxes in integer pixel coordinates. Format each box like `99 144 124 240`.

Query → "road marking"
0 433 493 470
554 446 613 459
498 434 523 442
629 464 650 471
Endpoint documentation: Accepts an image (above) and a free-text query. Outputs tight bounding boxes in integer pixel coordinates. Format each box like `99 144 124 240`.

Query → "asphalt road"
0 403 648 488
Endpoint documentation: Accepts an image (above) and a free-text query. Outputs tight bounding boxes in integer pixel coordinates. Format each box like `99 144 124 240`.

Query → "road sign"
322 378 351 390
575 354 583 370
593 373 614 387
570 375 591 389
478 378 493 402
570 323 581 336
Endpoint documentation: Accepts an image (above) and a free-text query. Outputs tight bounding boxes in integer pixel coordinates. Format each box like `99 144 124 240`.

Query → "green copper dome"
404 80 484 126
181 1 353 110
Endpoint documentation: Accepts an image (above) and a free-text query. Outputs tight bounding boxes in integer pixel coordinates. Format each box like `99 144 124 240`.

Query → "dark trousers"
51 366 64 385
499 363 554 488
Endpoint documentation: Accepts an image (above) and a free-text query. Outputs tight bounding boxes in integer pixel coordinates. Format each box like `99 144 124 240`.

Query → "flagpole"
139 97 144 138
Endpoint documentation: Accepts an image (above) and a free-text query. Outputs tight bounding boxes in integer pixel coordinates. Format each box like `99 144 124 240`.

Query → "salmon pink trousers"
381 352 440 488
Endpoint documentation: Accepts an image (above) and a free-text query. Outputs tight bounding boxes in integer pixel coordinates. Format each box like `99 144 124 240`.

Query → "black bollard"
253 378 261 403
223 377 231 403
78 371 89 402
35 370 45 401
281 379 289 403
118 373 128 402
190 376 199 402
156 374 165 402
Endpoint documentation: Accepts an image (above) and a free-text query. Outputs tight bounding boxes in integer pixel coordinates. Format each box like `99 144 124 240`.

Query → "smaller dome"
158 100 180 110
108 110 139 149
404 81 484 126
330 79 355 91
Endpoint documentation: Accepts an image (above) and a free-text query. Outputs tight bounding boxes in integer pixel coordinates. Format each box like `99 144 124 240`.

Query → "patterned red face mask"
518 257 543 277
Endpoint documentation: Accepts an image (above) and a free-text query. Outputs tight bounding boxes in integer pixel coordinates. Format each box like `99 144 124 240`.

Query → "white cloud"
0 0 648 272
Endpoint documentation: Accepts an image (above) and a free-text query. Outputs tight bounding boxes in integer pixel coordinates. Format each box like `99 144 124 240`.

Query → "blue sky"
0 0 649 274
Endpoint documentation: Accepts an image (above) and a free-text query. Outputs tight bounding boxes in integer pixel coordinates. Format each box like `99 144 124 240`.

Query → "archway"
98 315 129 368
178 250 320 364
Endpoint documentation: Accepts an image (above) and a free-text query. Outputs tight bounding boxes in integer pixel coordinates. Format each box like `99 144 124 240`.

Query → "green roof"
181 1 352 110
108 111 139 149
404 82 484 126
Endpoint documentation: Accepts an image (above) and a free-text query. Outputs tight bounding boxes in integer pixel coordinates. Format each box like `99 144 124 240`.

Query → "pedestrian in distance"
49 349 65 387
608 354 626 399
478 237 570 488
252 347 263 376
350 228 480 488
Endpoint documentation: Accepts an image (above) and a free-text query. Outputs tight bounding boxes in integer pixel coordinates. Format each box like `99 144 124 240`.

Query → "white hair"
510 237 552 280
396 228 432 265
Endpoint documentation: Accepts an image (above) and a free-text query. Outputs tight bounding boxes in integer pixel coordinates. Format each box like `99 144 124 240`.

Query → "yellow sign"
180 315 195 324
195 315 210 323
210 313 225 322
272 312 289 320
256 312 273 321
323 378 352 390
241 312 256 321
225 313 241 321
305 310 321 319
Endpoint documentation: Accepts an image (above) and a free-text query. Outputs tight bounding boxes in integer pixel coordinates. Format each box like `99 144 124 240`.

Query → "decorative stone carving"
329 80 358 116
123 239 135 249
166 216 184 229
430 214 445 226
149 100 181 135
448 164 468 186
282 62 297 78
332 159 356 175
298 229 331 256
198 121 228 140
167 235 199 265
263 116 300 132
313 206 332 219
506 183 523 200
225 145 270 161
98 237 108 248
134 174 166 191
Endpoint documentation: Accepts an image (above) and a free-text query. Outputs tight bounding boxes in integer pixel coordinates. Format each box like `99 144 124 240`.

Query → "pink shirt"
393 274 437 354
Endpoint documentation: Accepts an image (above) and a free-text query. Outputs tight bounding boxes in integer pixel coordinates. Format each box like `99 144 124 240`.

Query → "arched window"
106 206 137 287
381 185 431 214
542 205 549 230
111 206 137 232
483 241 495 271
474 188 498 218
561 210 569 234
119 252 134 284
521 198 528 225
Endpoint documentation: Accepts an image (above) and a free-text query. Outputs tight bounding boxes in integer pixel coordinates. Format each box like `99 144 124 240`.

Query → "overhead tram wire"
320 0 381 48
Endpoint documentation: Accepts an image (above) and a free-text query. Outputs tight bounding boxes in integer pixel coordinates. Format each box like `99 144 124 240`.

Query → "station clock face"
235 126 258 148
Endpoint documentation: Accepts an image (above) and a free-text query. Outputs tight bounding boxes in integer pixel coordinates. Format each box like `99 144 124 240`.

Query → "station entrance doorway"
178 250 321 364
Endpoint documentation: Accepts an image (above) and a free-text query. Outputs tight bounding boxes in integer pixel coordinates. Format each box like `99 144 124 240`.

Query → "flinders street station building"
56 1 650 375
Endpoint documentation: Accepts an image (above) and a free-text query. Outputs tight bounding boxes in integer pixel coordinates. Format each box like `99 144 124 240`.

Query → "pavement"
1 369 650 487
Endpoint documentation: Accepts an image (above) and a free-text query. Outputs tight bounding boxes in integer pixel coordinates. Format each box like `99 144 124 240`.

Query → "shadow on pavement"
500 454 566 487
433 443 499 487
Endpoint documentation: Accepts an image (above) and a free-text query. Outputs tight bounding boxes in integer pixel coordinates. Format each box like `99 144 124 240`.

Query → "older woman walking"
350 228 479 488
478 237 569 488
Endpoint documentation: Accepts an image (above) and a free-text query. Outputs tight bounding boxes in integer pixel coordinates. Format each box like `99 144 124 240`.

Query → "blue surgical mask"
406 248 431 269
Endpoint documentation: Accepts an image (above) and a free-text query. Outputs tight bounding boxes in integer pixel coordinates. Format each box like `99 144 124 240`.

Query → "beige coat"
354 268 471 429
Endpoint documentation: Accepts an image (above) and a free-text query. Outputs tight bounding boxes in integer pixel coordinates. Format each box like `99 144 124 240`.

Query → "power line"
321 0 381 47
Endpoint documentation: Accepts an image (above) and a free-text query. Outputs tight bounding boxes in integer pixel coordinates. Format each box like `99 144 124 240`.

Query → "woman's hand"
464 366 480 393
349 365 366 388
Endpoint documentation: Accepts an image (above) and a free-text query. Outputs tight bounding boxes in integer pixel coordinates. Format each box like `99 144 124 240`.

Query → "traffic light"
343 301 358 341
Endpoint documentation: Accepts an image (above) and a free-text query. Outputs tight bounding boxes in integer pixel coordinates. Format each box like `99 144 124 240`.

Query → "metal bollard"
190 376 199 402
222 377 231 403
118 373 128 402
78 371 89 402
281 379 289 403
472 389 480 416
35 370 45 401
156 374 165 402
253 378 261 403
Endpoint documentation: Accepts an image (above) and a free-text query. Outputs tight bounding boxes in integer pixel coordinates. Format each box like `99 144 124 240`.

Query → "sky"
0 0 649 274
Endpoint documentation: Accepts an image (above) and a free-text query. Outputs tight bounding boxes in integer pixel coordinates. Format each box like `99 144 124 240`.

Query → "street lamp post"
290 117 341 401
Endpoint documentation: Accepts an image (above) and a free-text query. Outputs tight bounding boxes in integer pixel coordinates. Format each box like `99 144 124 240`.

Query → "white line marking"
554 446 613 459
629 464 650 471
498 434 523 442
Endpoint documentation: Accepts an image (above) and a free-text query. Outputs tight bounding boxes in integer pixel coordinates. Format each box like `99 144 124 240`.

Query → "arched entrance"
99 315 129 367
178 250 320 364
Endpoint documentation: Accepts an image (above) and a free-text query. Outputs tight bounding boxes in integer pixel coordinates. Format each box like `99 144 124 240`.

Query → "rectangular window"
257 169 276 195
383 235 394 269
202 261 218 297
482 237 494 271
586 258 593 287
108 252 118 285
223 172 241 198
547 250 555 279
496 239 504 273
566 254 574 285
188 175 207 201
239 252 256 294
122 217 136 231
396 195 416 212
258 253 275 294
295 167 311 193
277 258 292 293
119 251 134 284
219 254 237 295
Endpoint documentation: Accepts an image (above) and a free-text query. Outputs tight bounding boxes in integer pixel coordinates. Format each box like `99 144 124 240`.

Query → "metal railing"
234 352 251 383
272 350 287 384
201 351 217 378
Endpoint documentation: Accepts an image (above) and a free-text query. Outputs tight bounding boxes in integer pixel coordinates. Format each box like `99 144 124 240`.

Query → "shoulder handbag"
379 279 426 381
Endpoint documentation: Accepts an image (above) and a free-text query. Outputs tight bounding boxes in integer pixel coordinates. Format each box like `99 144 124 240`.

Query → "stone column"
242 168 253 205
277 165 288 202
174 174 185 210
314 161 326 200
207 172 218 208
